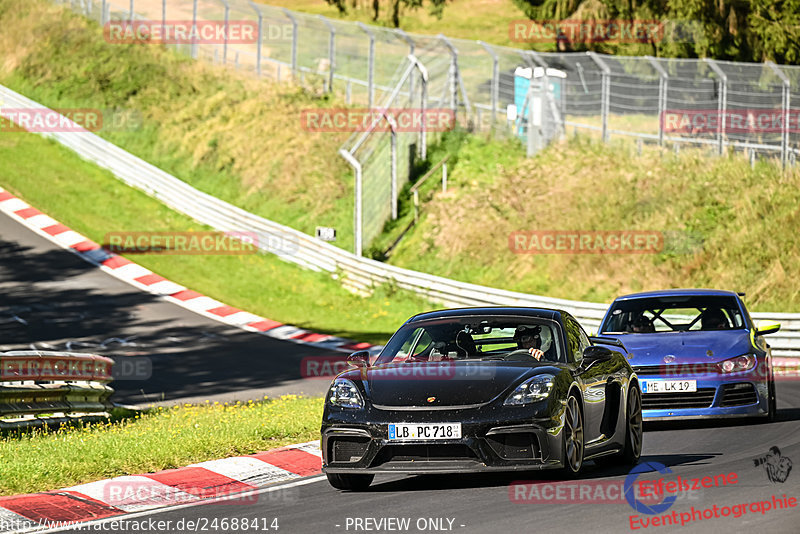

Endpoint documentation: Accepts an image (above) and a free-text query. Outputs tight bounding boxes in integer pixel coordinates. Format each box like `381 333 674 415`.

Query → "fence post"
409 54 429 160
190 0 199 58
129 0 134 24
101 0 107 25
395 29 415 100
161 0 166 40
768 61 791 169
318 16 336 93
438 35 471 123
219 0 230 66
588 52 610 143
282 9 298 76
646 56 668 147
247 2 263 77
357 23 375 109
383 113 399 220
339 149 363 256
705 59 727 155
478 41 499 127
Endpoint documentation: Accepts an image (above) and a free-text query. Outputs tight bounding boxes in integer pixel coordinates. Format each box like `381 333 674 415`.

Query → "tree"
511 0 800 63
326 0 450 27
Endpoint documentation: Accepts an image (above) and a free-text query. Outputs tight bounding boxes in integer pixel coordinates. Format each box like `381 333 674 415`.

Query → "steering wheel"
504 349 542 361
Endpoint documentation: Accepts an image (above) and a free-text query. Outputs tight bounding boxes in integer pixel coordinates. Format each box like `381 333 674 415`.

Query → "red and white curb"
0 186 379 355
0 441 322 532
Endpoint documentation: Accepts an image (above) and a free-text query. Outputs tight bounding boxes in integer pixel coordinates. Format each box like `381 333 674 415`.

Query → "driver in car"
513 325 545 361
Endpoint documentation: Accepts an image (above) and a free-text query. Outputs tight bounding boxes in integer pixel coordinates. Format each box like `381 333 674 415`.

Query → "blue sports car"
597 289 781 421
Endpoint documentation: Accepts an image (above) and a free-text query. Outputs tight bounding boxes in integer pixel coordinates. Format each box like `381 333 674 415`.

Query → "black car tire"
326 473 374 491
596 385 643 468
619 386 643 465
767 375 777 423
561 394 584 476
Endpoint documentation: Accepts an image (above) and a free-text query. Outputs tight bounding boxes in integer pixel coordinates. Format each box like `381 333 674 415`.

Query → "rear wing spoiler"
589 336 628 353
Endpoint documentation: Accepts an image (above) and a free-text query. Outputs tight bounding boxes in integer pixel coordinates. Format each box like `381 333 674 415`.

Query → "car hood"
339 362 551 407
608 330 753 365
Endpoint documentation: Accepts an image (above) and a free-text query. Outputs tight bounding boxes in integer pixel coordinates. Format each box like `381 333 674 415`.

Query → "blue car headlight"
328 378 364 409
504 374 555 406
717 354 757 373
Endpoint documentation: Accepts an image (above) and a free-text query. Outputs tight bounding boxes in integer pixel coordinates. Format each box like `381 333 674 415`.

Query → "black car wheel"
767 375 777 422
326 473 374 491
562 395 584 475
620 386 643 464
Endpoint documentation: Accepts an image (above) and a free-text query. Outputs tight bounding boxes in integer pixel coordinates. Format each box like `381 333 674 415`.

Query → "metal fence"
56 0 800 255
5 81 800 359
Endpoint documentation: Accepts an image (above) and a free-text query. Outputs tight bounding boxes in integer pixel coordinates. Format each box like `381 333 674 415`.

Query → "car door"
565 315 607 443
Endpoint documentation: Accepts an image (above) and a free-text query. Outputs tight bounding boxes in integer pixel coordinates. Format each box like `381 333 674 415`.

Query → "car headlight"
328 378 364 409
504 374 555 406
717 354 757 373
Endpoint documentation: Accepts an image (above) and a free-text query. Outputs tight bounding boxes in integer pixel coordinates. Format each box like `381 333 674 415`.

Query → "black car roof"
406 307 564 324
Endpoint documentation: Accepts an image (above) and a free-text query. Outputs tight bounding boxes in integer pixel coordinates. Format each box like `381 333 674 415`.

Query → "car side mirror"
582 345 614 364
755 320 781 336
347 350 370 367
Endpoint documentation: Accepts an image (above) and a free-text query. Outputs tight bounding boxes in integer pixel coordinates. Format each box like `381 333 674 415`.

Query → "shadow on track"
0 236 388 405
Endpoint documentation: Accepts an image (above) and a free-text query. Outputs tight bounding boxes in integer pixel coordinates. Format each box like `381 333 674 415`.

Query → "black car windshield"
375 316 564 364
600 295 745 334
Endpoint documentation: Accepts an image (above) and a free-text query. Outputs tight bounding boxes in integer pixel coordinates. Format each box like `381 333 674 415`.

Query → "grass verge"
387 132 800 312
0 396 322 496
0 131 433 345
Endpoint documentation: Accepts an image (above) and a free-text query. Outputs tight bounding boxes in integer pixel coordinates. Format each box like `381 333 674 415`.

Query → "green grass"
258 0 531 48
0 131 432 345
387 132 800 312
0 0 360 251
0 396 322 496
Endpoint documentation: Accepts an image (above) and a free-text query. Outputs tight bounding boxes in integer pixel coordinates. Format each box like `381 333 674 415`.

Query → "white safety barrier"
1 84 797 357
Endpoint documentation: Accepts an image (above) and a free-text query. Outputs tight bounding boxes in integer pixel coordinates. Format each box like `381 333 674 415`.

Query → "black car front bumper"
322 409 565 474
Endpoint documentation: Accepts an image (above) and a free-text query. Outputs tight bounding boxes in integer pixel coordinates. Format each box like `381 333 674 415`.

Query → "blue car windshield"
600 296 745 334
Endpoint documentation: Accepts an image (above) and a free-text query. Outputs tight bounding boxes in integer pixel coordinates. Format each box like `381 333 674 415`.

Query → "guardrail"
0 351 115 426
1 84 798 357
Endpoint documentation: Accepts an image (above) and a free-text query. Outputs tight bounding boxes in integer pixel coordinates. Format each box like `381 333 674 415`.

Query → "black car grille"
720 383 758 407
641 388 717 410
373 444 478 465
330 436 370 463
486 433 541 460
633 365 719 377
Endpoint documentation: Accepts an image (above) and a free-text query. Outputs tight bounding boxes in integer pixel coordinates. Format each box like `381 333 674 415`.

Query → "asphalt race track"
4 210 800 534
0 209 335 405
49 383 800 534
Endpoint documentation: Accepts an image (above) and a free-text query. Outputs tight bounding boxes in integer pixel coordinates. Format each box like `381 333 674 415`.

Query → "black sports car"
321 307 643 490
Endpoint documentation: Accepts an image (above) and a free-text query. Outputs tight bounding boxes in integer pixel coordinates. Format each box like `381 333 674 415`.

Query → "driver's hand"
529 348 544 360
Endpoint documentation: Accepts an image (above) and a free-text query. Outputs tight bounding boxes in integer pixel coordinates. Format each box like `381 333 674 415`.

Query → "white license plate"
388 423 461 441
641 380 697 394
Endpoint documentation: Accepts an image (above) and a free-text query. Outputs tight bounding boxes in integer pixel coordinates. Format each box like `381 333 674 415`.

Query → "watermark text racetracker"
0 107 142 132
100 478 297 508
103 231 299 256
509 19 699 44
302 356 496 380
103 20 272 45
662 109 800 134
301 108 455 132
509 230 702 255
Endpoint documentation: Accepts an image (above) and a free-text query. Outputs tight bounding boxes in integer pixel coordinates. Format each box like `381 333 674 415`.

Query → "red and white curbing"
0 441 322 531
0 186 378 355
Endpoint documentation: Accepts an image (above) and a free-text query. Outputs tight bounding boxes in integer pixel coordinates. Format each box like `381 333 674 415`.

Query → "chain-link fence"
57 1 800 255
